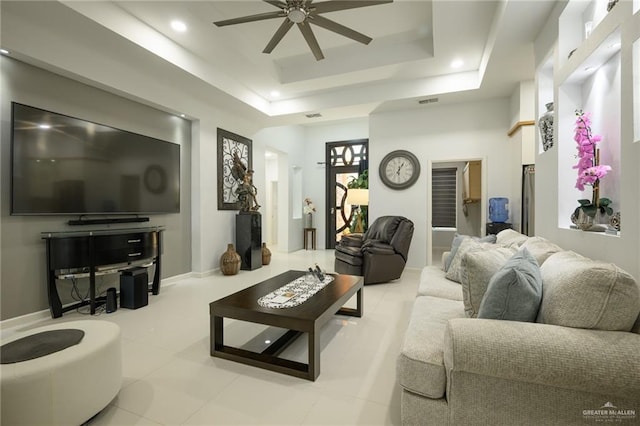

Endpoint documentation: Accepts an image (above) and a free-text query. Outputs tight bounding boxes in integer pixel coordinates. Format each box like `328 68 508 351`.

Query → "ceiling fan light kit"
213 0 393 60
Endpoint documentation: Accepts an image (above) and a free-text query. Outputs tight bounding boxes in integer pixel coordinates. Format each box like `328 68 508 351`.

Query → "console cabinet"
42 227 163 318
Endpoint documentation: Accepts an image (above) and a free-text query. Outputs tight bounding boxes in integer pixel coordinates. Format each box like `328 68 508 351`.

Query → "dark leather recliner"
334 216 414 285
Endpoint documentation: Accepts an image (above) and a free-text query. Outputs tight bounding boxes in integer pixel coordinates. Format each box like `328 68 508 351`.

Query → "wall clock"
379 150 421 189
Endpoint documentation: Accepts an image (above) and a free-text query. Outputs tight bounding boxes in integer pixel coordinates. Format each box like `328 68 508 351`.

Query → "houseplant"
572 110 613 229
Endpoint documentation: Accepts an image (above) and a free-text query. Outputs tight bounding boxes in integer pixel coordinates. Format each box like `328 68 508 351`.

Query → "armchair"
334 216 414 284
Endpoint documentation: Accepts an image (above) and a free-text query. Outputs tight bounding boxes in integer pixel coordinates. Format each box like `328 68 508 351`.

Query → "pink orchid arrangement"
572 110 613 218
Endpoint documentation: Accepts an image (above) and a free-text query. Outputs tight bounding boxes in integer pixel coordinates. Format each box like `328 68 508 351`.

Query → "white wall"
0 58 192 320
533 1 640 281
369 98 517 268
253 125 307 252
0 2 268 321
508 80 537 232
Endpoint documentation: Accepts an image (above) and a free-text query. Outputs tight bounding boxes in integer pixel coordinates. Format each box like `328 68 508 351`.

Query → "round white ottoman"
1 320 122 425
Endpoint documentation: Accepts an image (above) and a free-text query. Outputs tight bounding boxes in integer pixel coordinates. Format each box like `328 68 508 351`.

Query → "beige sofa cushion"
460 246 517 317
418 266 464 301
398 296 465 399
538 251 640 331
519 236 563 265
495 229 529 248
445 239 496 283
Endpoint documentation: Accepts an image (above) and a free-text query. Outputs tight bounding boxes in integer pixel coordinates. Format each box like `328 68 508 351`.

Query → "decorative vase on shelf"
610 211 621 231
305 213 313 228
538 102 554 152
220 243 241 275
575 209 595 231
261 242 272 265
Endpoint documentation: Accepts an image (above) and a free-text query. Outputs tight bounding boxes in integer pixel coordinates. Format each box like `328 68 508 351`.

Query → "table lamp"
346 189 369 233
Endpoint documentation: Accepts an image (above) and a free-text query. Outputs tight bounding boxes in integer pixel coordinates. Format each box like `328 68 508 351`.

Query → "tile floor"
5 249 421 426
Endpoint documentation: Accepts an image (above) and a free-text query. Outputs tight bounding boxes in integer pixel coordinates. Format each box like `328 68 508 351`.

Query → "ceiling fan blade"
297 22 324 60
310 15 372 45
312 0 393 14
214 11 285 27
263 19 294 53
263 0 287 8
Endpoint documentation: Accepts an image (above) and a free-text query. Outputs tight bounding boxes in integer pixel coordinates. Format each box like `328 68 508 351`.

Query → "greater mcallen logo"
583 402 636 422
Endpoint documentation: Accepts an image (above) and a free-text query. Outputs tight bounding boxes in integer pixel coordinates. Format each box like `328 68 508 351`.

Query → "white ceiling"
4 1 558 125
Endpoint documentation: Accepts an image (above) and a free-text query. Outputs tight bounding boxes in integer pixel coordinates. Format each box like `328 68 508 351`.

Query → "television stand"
41 226 164 318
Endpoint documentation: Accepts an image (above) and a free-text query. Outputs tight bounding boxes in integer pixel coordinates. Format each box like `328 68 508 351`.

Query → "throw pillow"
444 233 497 272
444 234 467 272
477 248 543 322
445 239 496 283
519 236 563 266
538 251 640 331
460 246 517 317
495 229 529 248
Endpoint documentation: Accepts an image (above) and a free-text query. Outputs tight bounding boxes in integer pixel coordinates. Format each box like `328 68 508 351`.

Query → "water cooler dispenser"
489 197 509 223
487 197 512 235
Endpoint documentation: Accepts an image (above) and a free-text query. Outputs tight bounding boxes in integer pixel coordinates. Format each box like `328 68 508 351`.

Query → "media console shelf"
42 226 164 318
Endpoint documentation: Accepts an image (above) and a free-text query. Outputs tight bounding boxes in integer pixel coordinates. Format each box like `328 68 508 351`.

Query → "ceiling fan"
213 0 393 61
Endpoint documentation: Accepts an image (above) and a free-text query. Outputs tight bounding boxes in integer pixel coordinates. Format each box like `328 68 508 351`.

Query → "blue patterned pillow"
477 248 542 322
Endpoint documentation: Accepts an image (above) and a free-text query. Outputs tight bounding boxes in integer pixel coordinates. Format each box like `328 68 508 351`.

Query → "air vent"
305 113 322 118
418 98 439 105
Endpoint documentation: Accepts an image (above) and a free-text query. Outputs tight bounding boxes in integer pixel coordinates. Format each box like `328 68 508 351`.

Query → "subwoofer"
120 267 149 309
106 287 118 313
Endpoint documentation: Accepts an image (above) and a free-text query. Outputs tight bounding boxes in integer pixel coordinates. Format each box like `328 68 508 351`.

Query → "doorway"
325 139 368 249
429 160 484 266
265 150 280 249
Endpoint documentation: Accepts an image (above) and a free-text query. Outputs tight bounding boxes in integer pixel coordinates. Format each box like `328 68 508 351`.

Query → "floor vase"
262 242 272 265
220 244 241 275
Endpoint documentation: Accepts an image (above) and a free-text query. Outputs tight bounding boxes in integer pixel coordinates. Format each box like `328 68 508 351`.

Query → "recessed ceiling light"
39 124 51 129
0 49 9 55
180 113 186 118
171 20 187 32
270 90 280 98
451 59 464 69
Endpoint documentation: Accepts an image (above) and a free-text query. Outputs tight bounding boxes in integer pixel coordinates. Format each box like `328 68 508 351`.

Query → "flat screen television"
11 102 180 215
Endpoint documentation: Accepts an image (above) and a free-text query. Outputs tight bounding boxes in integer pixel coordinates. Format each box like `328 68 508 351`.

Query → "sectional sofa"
398 229 640 425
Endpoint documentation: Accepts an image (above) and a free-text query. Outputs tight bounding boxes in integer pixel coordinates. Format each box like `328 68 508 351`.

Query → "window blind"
432 168 457 228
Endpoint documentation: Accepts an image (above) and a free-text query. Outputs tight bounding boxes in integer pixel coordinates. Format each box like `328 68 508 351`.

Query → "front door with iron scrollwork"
325 140 368 249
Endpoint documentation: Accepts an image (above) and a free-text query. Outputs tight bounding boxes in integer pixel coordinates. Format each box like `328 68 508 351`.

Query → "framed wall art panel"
217 128 252 210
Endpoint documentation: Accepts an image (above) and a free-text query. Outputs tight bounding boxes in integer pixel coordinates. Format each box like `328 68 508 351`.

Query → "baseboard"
1 275 193 331
0 309 51 331
191 268 218 278
160 272 194 285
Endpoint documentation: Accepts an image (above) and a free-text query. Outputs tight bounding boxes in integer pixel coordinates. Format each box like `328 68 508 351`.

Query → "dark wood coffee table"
210 270 363 381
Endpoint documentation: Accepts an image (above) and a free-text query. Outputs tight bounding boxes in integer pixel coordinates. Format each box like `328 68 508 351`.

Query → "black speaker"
106 287 118 313
120 267 149 309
